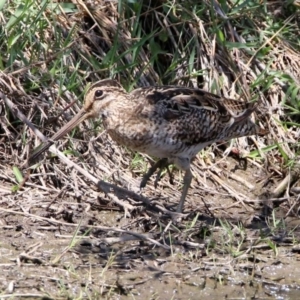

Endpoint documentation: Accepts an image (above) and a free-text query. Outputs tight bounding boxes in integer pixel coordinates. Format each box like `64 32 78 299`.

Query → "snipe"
29 79 265 213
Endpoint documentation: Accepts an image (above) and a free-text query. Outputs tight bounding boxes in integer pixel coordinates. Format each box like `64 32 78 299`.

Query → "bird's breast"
105 120 206 159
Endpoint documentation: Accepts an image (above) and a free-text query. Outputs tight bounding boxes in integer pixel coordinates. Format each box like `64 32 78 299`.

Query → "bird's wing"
130 86 258 144
131 86 256 122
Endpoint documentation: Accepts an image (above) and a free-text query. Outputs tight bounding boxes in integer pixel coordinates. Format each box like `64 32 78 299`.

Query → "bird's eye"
95 90 104 98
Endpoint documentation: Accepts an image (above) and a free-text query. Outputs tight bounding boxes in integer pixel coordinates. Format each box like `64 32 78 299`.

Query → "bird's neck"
101 100 137 131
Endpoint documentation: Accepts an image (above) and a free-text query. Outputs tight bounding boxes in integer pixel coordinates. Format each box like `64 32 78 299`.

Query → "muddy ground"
1 135 300 299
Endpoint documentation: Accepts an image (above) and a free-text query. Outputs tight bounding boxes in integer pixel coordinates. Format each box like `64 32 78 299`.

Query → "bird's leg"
154 160 174 188
140 158 169 188
172 157 192 213
166 165 174 185
177 168 192 213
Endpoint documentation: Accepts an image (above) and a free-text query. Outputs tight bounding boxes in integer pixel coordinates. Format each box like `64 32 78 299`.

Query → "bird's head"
28 79 126 163
51 79 126 139
83 79 126 118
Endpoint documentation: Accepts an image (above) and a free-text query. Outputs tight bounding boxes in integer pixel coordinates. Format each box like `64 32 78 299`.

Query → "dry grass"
1 0 300 298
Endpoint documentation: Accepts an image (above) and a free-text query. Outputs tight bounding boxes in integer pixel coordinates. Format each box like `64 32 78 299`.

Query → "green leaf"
216 29 225 42
6 4 26 29
188 46 196 74
225 42 257 49
13 166 24 183
276 141 289 164
158 30 169 43
11 185 19 192
47 2 77 13
246 144 278 158
0 0 6 11
7 33 22 48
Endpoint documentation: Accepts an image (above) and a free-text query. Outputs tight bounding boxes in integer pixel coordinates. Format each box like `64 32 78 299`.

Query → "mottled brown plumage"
29 79 265 213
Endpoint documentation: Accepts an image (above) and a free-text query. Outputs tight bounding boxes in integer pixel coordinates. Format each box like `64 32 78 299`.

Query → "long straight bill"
28 108 89 165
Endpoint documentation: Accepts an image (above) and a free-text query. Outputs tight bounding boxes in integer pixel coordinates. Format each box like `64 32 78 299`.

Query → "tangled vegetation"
0 0 300 298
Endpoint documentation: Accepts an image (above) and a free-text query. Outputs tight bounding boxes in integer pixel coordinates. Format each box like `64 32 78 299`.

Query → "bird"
29 79 266 213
